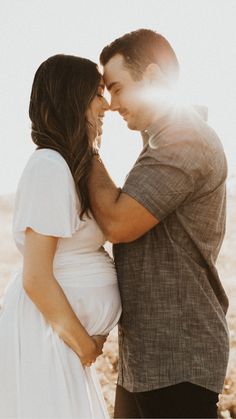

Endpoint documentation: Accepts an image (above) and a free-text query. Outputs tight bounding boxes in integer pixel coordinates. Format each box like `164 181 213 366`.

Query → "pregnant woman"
0 54 121 418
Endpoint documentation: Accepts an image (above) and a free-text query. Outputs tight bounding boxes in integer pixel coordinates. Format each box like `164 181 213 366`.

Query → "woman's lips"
98 117 104 125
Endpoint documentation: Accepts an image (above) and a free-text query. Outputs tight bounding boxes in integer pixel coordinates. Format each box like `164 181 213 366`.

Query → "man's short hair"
100 28 179 85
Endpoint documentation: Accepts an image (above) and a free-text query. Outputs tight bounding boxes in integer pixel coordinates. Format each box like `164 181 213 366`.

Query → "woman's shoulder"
23 148 72 178
18 148 75 193
29 148 68 167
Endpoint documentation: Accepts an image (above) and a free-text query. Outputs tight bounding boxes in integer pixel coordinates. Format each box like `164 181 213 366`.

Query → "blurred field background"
0 190 235 417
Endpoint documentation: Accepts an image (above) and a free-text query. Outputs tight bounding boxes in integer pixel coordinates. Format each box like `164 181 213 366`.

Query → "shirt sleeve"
122 140 195 221
13 155 81 245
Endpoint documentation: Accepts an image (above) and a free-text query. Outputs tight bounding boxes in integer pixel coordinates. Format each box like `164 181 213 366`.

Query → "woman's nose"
102 97 110 111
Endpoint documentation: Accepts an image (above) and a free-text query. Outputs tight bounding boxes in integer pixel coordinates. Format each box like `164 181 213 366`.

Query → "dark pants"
114 382 219 418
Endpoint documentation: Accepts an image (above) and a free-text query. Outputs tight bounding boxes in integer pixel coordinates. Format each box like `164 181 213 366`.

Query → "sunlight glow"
0 0 235 194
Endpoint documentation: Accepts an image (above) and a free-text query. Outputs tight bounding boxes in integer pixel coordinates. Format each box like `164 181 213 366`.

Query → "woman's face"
86 79 109 141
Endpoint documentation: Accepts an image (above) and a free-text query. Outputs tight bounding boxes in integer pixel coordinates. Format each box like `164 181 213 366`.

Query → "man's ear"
144 63 163 83
144 64 173 89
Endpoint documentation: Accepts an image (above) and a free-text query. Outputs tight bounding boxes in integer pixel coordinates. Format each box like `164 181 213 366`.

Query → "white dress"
0 149 122 419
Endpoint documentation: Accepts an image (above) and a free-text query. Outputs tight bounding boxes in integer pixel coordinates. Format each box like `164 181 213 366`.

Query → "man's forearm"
88 155 121 235
88 155 159 243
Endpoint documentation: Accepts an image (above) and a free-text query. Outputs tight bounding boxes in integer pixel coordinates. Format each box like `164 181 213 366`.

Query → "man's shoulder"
137 108 223 168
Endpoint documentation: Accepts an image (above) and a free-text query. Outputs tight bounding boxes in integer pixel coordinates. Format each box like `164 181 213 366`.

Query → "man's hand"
88 156 159 243
94 136 102 150
81 334 108 367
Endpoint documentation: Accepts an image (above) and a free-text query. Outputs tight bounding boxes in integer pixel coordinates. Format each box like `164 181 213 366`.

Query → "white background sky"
0 0 236 195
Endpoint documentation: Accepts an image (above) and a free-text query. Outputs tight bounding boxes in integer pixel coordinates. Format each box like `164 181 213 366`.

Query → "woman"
0 54 121 418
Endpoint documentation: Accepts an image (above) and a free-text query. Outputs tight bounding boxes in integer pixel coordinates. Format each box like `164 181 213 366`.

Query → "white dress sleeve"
13 152 81 248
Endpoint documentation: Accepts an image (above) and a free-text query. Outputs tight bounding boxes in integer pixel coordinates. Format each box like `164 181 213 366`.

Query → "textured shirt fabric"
113 106 230 394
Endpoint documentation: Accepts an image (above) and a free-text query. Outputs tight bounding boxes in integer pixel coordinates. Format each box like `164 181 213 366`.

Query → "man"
88 29 229 418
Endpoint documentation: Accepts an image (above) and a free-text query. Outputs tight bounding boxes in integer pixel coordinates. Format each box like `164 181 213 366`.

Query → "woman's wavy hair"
29 54 101 218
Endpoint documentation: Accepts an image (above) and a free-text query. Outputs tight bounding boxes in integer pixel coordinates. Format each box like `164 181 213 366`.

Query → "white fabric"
0 149 122 419
13 148 81 247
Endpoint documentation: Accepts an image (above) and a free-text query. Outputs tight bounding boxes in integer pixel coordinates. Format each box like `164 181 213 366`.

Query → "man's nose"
110 96 120 112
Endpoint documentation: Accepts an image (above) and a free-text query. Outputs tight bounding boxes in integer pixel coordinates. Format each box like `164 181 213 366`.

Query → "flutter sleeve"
13 153 81 248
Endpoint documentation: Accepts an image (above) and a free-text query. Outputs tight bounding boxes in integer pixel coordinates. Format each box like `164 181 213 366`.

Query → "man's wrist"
91 146 99 155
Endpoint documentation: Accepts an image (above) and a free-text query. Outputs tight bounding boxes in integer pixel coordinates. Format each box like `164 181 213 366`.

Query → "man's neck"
142 104 173 145
141 130 149 147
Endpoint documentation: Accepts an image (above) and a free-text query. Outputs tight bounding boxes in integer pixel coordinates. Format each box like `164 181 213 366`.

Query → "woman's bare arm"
23 227 105 365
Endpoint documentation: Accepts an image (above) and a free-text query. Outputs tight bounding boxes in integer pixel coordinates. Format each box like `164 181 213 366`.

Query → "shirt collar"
145 106 174 139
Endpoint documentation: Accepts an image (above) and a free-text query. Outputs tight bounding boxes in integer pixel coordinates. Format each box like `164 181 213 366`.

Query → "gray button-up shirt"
113 106 229 394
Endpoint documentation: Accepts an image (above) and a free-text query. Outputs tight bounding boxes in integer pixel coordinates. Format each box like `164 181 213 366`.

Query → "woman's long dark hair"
29 54 101 218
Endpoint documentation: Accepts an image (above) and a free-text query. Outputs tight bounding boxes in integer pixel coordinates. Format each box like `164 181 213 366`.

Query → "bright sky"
0 0 236 195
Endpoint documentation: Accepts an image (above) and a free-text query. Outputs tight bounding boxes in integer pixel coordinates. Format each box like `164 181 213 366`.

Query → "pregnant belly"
63 283 122 336
53 249 118 288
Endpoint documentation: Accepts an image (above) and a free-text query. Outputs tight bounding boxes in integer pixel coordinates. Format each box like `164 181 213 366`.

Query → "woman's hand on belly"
83 334 108 367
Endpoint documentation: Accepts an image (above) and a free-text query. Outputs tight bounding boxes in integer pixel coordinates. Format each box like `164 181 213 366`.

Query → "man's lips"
120 112 129 120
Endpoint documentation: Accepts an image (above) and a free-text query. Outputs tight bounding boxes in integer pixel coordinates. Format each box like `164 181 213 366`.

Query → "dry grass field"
0 191 235 418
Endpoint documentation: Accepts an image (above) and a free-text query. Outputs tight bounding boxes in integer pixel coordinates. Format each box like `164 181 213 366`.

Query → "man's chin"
127 121 139 131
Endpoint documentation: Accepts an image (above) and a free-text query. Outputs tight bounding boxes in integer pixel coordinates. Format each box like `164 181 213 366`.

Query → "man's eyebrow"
107 81 119 91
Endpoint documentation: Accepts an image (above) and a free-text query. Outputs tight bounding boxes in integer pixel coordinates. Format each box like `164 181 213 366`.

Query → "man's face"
103 54 154 131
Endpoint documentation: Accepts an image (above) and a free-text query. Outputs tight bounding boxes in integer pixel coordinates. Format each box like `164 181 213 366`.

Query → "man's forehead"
103 54 130 87
104 53 124 69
